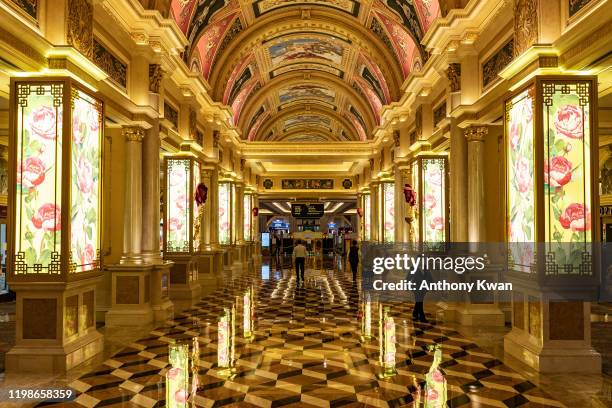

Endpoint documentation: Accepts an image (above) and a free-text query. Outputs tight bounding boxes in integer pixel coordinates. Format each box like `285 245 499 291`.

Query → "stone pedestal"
504 293 601 373
6 276 104 374
168 256 201 301
196 249 223 295
105 263 173 326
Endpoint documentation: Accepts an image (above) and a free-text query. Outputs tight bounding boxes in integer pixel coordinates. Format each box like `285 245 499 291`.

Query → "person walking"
348 240 360 281
293 240 307 285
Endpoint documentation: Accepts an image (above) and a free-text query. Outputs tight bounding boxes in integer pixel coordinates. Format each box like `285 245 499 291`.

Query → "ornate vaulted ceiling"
170 0 440 142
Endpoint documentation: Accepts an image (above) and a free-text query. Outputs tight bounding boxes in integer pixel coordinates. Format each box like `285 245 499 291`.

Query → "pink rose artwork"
384 221 394 231
80 243 95 265
427 168 442 186
429 217 444 231
432 369 444 383
174 389 189 403
166 367 181 380
515 157 532 193
175 194 187 210
559 203 591 232
30 106 57 140
18 157 46 188
76 157 94 194
544 156 572 187
554 105 583 139
426 388 439 401
424 194 437 210
169 167 187 187
509 122 520 150
168 217 184 232
32 203 61 232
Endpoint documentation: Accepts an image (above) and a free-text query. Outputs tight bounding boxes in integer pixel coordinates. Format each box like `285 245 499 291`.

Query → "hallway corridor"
34 264 568 408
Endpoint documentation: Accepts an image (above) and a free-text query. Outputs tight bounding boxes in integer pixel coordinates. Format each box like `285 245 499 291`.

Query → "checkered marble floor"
39 266 564 408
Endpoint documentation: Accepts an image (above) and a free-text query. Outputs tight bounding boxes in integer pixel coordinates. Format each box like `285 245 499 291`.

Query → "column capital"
122 126 145 142
464 126 487 142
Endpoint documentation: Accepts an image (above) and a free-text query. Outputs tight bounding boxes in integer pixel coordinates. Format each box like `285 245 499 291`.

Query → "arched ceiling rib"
170 0 440 141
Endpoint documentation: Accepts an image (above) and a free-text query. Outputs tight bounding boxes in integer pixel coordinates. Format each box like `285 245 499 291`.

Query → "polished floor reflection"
25 262 577 408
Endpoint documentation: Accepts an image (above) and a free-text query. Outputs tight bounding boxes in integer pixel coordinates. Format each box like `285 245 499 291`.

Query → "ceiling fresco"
169 0 440 141
283 134 332 143
279 84 336 106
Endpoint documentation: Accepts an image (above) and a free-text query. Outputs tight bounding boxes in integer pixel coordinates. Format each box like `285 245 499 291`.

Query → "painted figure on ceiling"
381 0 424 42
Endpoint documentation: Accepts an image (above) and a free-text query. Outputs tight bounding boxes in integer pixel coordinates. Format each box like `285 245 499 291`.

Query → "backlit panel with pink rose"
14 83 64 273
505 87 535 272
243 194 252 241
382 182 395 243
70 90 103 273
219 182 231 245
422 158 446 243
411 161 420 243
166 159 191 252
542 81 592 270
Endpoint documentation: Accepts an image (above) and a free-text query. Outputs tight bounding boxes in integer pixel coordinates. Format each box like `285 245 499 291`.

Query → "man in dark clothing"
348 240 360 281
411 268 431 323
292 240 307 285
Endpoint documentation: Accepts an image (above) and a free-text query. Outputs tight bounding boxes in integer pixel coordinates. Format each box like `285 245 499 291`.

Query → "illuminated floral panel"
422 159 446 243
542 81 591 271
383 182 394 243
166 342 189 408
167 159 191 252
192 161 201 250
363 194 370 240
506 87 535 272
412 161 420 243
217 308 231 367
243 194 252 241
70 90 102 272
15 83 63 274
219 182 231 245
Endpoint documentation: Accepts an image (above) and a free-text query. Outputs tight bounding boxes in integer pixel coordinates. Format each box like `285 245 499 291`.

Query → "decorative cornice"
122 126 145 142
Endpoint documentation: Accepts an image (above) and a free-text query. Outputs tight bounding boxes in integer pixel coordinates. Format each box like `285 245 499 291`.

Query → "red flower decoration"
559 203 591 232
30 106 57 140
18 157 46 188
544 156 572 187
554 105 584 139
32 203 61 232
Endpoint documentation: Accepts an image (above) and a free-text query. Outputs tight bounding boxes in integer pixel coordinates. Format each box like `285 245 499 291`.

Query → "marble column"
465 126 487 243
141 123 163 264
450 120 468 241
120 127 145 264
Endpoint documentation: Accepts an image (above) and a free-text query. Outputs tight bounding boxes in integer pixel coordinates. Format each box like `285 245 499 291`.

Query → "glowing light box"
9 78 103 277
411 156 449 244
504 76 598 275
164 156 202 254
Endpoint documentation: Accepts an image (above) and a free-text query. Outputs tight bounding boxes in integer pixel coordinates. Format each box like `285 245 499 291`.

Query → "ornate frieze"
513 0 538 57
569 0 593 16
189 109 197 139
446 63 461 92
149 64 163 93
213 130 220 147
409 130 417 146
67 0 93 59
393 131 400 147
482 39 514 88
434 102 447 126
9 0 37 18
93 39 127 88
164 102 178 129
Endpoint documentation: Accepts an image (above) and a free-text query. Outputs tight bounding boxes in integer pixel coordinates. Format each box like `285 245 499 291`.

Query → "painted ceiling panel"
169 0 440 141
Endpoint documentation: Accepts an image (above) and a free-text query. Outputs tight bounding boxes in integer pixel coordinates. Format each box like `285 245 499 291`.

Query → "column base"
456 303 505 326
504 328 601 373
167 255 201 301
105 264 172 327
6 329 103 374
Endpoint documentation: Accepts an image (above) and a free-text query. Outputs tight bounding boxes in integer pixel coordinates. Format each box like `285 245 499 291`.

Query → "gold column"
120 127 145 264
141 123 163 264
450 120 468 241
465 126 487 243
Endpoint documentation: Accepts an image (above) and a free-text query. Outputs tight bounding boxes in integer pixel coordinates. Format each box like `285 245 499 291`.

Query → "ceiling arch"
169 0 440 141
237 70 376 140
254 104 361 142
